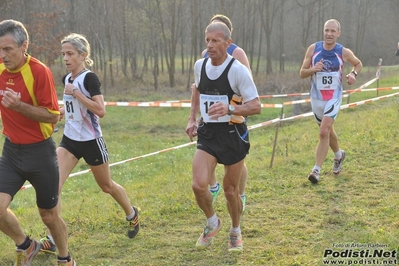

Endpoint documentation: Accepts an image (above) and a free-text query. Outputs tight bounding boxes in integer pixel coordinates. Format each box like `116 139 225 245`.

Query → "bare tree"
136 0 163 90
1 0 399 93
258 0 281 74
353 0 379 58
155 0 186 88
186 0 200 91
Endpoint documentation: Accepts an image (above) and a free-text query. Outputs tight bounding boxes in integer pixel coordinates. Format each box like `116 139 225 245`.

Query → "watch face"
229 105 235 114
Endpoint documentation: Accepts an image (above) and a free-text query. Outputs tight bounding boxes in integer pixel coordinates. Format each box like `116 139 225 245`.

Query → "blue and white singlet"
310 41 344 101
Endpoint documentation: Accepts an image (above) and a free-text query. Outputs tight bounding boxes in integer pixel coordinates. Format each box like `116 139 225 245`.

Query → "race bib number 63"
316 72 340 90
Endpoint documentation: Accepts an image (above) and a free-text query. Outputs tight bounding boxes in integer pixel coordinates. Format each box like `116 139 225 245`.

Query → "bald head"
324 19 341 32
205 22 231 41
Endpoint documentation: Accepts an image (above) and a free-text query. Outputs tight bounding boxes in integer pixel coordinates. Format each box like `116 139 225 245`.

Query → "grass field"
1 71 399 265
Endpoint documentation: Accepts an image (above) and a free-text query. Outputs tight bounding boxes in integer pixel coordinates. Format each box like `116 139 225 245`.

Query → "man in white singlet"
186 22 261 252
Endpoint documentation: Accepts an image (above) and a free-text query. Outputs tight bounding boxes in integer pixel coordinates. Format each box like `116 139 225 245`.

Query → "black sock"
16 236 31 250
57 253 71 262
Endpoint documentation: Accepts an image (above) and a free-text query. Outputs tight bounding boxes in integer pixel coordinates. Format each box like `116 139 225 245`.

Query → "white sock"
334 150 342 160
207 214 219 229
126 207 135 220
47 235 55 244
230 226 241 235
209 182 220 192
313 165 321 173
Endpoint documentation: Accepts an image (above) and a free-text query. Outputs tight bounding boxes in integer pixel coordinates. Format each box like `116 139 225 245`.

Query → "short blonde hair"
210 14 233 33
61 33 94 66
324 19 341 32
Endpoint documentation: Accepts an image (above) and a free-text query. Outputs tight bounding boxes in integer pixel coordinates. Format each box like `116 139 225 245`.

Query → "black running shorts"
59 135 109 166
197 122 250 165
0 137 59 209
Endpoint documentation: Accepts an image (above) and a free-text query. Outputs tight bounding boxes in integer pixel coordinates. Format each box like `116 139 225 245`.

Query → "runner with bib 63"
299 19 362 184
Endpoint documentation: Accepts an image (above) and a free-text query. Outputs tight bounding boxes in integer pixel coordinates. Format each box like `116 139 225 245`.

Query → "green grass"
1 77 399 265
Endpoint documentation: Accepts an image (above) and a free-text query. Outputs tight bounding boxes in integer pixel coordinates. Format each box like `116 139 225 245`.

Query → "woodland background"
0 0 399 97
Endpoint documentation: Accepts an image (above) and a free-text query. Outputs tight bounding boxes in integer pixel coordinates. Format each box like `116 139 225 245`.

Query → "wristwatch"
351 70 358 77
228 104 235 115
72 87 78 97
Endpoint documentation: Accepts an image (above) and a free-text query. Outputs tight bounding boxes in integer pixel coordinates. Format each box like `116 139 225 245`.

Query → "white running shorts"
311 97 342 124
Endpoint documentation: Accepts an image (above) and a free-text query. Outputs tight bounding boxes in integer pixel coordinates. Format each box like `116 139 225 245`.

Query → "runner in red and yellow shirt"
0 54 59 144
0 19 75 266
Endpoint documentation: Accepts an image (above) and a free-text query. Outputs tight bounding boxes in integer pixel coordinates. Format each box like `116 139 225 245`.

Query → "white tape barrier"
20 90 399 191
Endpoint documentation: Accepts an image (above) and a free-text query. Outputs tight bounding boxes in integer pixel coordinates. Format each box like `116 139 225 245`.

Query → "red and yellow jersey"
0 54 60 144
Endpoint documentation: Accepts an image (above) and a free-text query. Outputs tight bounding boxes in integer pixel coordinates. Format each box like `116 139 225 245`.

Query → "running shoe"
308 169 320 184
57 258 76 265
210 183 221 205
196 218 222 249
333 150 346 175
127 206 140 239
15 239 40 266
228 232 243 252
39 236 57 254
240 194 247 212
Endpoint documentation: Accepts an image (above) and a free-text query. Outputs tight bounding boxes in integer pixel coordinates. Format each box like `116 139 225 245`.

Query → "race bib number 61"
63 95 83 121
